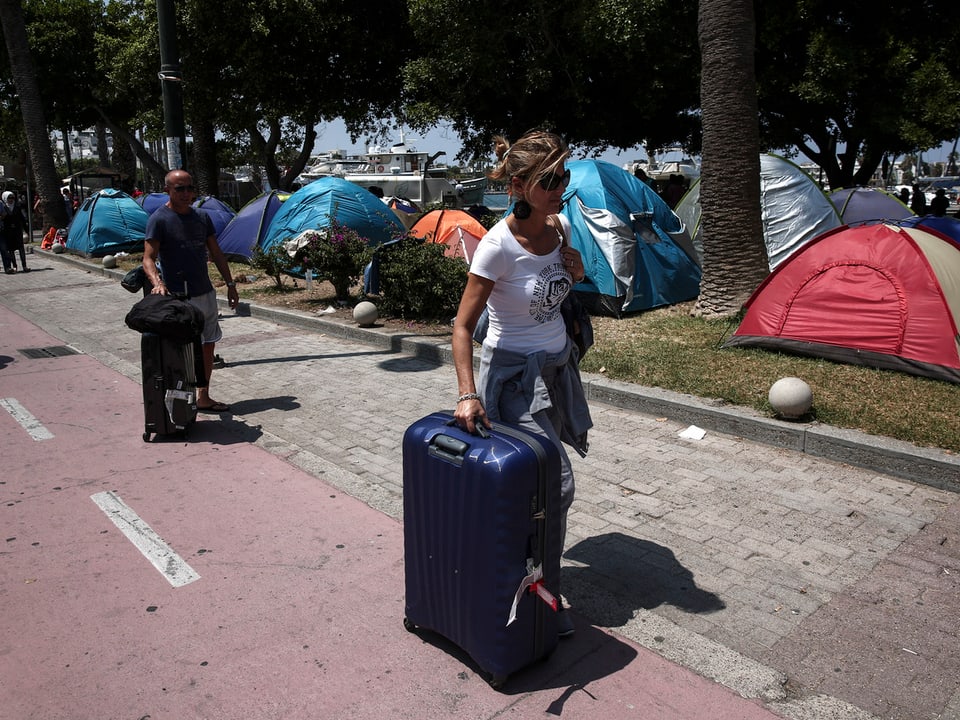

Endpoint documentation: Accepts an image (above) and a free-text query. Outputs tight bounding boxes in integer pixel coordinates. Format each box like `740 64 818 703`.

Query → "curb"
45 248 960 493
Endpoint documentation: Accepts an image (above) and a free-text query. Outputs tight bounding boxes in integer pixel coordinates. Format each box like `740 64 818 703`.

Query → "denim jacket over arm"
478 338 592 457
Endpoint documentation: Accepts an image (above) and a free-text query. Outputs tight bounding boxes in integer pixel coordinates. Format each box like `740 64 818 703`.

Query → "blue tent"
261 177 404 254
193 196 236 237
560 160 701 316
829 187 912 225
66 189 149 257
217 190 291 260
137 192 168 215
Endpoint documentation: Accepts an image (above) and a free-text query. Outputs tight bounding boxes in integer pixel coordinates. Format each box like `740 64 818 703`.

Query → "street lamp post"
156 0 186 171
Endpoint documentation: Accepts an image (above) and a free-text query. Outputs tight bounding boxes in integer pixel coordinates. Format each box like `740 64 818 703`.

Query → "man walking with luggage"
142 170 239 413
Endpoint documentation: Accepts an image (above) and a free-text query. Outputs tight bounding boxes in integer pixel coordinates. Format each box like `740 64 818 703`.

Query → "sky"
312 118 960 174
311 118 649 170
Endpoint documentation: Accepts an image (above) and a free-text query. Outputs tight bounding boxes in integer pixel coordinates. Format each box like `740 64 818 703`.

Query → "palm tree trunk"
694 0 768 318
0 0 69 230
191 118 219 198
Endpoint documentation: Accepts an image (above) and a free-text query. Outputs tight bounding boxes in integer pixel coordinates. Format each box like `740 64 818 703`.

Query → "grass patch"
581 303 960 453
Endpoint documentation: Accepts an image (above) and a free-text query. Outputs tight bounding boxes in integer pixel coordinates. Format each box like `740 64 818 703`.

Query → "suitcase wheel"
142 431 151 442
486 672 508 689
402 616 417 632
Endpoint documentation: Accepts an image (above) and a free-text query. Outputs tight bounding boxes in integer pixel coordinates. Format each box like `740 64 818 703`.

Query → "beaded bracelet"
457 392 481 403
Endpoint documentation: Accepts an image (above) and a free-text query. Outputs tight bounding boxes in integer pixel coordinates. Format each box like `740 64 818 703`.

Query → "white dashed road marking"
91 490 200 587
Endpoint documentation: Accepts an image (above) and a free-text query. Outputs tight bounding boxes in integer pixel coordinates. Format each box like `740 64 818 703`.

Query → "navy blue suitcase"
402 411 562 687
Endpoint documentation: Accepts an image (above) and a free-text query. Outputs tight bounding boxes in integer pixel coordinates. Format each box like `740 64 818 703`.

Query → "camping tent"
900 215 960 247
384 196 421 230
829 187 912 225
137 192 168 215
261 177 404 253
65 189 149 257
675 153 841 270
193 196 237 237
216 190 290 260
560 159 700 316
410 209 487 263
724 223 960 384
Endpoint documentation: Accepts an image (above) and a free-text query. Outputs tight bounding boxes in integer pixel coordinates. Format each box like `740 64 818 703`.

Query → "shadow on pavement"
406 619 637 699
226 395 300 415
218 349 394 367
563 532 725 626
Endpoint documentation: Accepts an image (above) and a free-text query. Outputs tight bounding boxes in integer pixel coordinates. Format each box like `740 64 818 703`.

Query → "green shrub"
375 236 467 320
288 221 374 301
250 243 295 288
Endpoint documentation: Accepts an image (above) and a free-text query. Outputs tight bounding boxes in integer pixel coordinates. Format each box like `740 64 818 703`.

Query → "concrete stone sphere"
353 301 379 327
768 376 813 419
51 242 66 254
102 254 117 269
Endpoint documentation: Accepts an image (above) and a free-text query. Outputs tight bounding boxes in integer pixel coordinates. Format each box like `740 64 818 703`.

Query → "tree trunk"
94 107 167 188
694 0 768 318
95 121 110 168
279 124 317 190
111 132 137 194
0 0 68 229
191 118 219 197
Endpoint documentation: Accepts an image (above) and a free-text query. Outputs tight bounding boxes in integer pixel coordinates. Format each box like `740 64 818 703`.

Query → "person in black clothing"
929 188 949 217
910 184 927 215
1 191 28 273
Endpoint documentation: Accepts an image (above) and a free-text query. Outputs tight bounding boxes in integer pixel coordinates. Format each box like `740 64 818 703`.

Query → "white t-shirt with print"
470 214 573 355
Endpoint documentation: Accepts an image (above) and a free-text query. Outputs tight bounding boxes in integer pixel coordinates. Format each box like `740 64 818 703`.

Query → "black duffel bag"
124 293 205 343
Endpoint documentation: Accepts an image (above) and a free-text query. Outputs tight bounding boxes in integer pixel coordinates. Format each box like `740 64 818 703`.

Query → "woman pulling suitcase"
451 129 593 639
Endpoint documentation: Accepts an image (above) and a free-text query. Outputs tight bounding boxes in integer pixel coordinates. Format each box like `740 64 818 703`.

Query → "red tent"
725 223 960 383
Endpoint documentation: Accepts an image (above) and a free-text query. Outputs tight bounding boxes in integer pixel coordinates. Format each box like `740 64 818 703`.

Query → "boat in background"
296 133 486 207
625 147 700 187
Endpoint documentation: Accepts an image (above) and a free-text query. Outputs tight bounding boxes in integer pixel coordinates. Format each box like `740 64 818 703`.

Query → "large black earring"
513 199 531 219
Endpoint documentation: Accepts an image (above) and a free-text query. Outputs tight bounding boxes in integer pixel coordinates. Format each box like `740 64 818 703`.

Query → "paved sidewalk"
2 251 959 720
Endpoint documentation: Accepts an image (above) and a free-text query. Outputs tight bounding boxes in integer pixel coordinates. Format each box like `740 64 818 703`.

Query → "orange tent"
410 209 487 263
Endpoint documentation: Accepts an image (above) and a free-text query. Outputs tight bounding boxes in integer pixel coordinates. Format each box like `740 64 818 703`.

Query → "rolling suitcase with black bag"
138 332 205 441
125 293 206 442
402 411 562 688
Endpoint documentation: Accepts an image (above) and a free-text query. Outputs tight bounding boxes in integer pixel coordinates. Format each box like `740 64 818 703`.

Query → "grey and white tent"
675 153 841 270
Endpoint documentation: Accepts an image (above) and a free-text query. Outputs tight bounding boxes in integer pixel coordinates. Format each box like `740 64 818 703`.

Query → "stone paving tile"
5 256 960 720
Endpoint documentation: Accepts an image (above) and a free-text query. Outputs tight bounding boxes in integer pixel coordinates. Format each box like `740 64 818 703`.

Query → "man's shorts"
189 290 223 345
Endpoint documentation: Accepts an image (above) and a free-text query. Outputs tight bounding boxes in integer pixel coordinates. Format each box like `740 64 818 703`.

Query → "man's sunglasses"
169 185 196 192
538 168 571 191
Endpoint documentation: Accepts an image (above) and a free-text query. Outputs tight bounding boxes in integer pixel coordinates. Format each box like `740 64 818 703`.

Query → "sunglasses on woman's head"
538 168 571 191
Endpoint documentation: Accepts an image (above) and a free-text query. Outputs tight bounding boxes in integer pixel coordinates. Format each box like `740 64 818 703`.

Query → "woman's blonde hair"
488 130 570 197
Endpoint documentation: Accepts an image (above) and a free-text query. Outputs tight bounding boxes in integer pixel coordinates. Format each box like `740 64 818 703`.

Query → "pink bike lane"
0 304 780 719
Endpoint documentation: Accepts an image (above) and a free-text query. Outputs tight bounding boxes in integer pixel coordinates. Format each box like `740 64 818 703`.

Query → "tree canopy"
756 0 960 188
402 0 701 161
6 0 960 196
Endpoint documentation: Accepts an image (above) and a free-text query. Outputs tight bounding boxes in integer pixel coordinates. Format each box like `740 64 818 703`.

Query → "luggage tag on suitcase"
507 558 558 626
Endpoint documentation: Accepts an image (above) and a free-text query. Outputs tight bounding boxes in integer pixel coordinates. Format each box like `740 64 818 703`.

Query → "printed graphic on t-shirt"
530 262 570 323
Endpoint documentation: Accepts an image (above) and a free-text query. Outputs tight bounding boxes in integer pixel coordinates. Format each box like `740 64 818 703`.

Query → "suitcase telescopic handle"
429 433 469 464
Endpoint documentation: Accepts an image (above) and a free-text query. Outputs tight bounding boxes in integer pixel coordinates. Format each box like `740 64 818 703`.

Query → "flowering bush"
290 221 374 301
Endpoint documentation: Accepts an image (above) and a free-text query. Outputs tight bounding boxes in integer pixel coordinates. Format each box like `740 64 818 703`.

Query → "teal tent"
261 177 404 252
561 160 700 316
66 189 149 257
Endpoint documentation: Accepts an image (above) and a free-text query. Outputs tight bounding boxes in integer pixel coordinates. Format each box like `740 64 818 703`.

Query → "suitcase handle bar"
444 416 490 439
